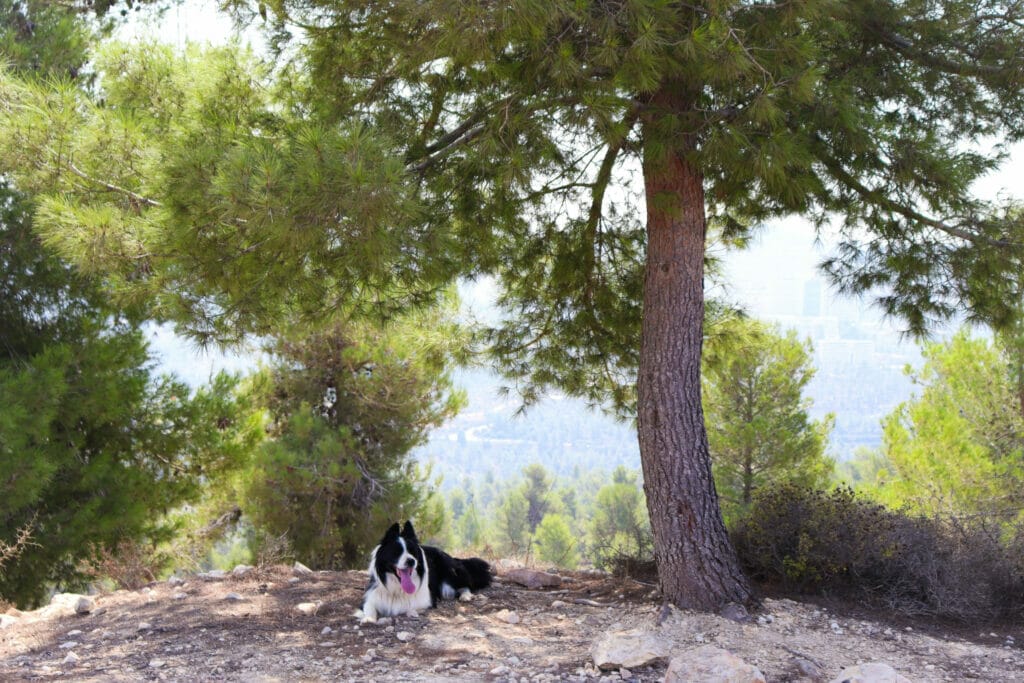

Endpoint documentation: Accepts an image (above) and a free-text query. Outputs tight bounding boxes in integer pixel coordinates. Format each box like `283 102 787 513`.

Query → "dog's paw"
354 609 376 624
406 609 420 619
458 591 473 602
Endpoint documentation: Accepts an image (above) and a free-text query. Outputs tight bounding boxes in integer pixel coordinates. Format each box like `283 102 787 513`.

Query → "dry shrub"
731 484 1024 622
86 540 163 590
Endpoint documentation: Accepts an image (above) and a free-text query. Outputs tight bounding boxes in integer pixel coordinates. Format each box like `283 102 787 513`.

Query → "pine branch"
67 163 162 208
874 27 1010 78
816 141 1019 249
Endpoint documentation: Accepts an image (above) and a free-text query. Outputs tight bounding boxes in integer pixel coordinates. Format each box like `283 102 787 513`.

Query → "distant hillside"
414 370 640 489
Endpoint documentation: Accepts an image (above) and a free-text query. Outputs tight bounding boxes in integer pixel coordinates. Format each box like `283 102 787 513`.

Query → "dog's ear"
401 520 418 542
382 522 401 543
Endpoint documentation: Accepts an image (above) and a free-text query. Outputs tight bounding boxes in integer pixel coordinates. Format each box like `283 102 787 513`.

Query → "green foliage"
494 490 531 557
703 319 835 523
588 477 653 574
0 41 440 345
534 514 578 570
0 0 92 77
242 314 464 569
856 330 1024 525
0 184 261 606
733 484 1024 622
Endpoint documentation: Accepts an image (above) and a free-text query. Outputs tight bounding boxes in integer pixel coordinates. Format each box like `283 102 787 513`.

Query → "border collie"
356 521 491 623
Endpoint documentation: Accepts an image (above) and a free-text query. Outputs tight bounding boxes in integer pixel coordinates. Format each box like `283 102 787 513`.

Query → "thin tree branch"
67 162 162 208
815 140 1019 249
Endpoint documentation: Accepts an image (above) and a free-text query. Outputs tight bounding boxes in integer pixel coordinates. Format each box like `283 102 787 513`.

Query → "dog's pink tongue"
399 567 416 594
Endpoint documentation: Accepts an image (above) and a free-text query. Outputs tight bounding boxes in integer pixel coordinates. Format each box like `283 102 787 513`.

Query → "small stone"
167 576 185 587
62 651 79 666
149 659 165 669
719 602 751 623
293 561 314 576
172 592 187 600
788 657 825 682
504 568 562 589
294 602 321 615
318 641 336 647
619 668 632 678
321 626 333 635
231 564 254 578
204 569 227 580
551 600 567 608
829 663 912 683
288 577 301 584
66 629 83 637
59 641 79 649
490 665 511 675
397 631 413 642
591 629 670 670
495 609 521 624
74 597 93 614
224 592 244 601
137 622 152 631
665 646 765 683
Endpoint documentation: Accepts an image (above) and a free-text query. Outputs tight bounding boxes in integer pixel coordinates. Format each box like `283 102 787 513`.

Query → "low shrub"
731 484 1024 622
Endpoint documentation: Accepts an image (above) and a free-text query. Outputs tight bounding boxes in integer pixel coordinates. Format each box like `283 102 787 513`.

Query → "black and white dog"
356 521 491 623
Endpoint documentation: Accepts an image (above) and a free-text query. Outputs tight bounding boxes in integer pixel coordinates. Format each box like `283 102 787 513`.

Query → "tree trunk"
637 85 753 610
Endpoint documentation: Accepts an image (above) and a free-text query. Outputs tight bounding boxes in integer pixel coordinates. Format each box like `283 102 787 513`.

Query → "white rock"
59 641 79 649
318 641 336 647
167 576 185 587
73 596 93 615
829 662 912 683
494 609 521 624
137 622 152 631
149 659 165 669
288 577 301 584
665 646 766 683
551 600 567 608
224 592 244 601
490 665 511 675
321 626 333 635
293 561 314 576
294 601 321 615
66 629 83 637
0 614 19 629
204 569 227 580
231 564 254 578
62 651 79 666
397 631 413 642
591 629 670 670
172 592 188 600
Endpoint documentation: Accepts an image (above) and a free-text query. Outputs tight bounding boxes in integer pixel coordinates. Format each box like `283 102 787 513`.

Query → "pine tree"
243 313 464 568
3 0 1024 609
862 330 1024 523
534 514 579 570
703 320 834 523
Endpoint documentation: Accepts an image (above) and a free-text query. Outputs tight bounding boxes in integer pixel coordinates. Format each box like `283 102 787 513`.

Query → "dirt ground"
0 564 1021 682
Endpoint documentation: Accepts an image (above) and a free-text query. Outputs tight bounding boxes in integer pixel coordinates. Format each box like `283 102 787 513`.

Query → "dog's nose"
404 558 415 568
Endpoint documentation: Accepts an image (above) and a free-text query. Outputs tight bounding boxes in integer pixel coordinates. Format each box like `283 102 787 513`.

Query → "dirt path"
0 565 1020 681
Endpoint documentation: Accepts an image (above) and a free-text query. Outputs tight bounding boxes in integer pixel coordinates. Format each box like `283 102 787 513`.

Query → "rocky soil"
0 563 1021 682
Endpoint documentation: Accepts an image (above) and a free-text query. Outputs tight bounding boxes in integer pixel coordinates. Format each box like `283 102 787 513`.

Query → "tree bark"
637 85 753 610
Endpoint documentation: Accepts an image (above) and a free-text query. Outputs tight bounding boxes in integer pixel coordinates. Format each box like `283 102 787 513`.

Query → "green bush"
731 484 1024 621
